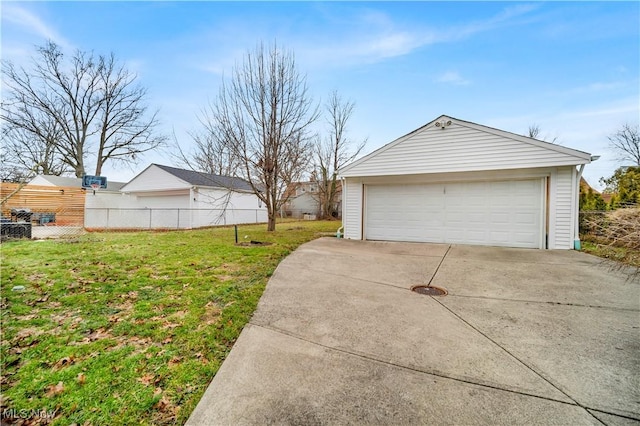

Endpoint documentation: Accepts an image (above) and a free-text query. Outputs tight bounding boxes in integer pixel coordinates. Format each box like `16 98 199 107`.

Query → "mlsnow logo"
1 408 57 420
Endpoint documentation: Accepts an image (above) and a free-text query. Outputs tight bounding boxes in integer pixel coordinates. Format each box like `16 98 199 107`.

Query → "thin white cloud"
567 81 627 95
436 71 471 86
1 4 72 49
190 3 542 75
295 3 540 69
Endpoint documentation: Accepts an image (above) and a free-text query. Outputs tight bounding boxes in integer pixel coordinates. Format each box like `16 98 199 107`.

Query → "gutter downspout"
574 164 586 250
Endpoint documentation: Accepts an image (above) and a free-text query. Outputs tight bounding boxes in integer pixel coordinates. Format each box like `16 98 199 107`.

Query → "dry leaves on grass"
75 328 113 344
45 381 64 397
53 356 75 370
12 328 43 346
167 356 182 368
137 374 162 387
137 374 155 386
194 352 208 365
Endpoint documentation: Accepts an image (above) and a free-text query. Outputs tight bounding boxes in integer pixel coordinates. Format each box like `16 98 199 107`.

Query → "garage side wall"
551 166 576 249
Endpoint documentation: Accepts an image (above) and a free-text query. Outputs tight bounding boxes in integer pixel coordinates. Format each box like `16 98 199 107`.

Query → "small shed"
339 115 593 249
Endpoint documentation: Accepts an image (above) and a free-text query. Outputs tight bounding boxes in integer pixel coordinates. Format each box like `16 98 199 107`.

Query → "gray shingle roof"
155 164 254 191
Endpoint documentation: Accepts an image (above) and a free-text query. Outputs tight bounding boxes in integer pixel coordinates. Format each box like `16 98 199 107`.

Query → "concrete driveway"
187 238 640 425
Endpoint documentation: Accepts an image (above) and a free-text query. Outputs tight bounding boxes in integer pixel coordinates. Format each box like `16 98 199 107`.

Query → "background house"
25 165 267 230
339 115 593 249
282 181 320 219
282 181 342 219
96 164 267 229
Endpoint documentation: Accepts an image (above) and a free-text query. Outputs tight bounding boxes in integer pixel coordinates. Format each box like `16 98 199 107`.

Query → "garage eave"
339 114 592 179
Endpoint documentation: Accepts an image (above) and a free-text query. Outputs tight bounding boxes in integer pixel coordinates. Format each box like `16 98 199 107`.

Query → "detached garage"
339 115 593 249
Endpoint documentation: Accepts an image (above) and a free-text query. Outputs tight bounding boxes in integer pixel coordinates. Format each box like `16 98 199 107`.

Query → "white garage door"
365 179 543 248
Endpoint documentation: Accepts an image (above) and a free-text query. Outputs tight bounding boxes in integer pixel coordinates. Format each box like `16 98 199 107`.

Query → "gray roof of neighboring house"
155 164 254 191
33 175 126 191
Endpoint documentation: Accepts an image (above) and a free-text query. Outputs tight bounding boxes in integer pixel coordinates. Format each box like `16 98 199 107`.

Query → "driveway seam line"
586 408 640 422
294 267 432 289
248 322 581 409
429 297 606 425
428 244 452 286
446 294 640 312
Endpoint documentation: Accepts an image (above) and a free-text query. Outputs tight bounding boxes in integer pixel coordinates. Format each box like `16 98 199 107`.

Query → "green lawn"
1 221 339 425
580 239 640 268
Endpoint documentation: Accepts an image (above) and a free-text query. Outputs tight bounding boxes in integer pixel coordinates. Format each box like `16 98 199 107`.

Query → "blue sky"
2 1 638 189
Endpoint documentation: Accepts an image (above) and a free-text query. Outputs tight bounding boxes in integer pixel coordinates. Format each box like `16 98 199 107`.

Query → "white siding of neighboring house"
28 176 57 186
85 192 191 229
341 118 590 178
286 192 320 218
120 165 189 192
85 187 266 229
342 166 580 249
192 188 267 226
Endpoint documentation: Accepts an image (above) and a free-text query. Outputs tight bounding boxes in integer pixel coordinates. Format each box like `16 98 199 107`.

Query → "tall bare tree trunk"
198 42 318 231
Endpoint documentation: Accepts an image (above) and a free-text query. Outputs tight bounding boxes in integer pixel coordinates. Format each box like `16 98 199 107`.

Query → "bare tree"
528 124 541 139
1 104 71 179
608 123 640 166
207 42 318 231
94 53 165 175
527 123 558 144
1 41 165 178
186 103 240 176
313 91 366 219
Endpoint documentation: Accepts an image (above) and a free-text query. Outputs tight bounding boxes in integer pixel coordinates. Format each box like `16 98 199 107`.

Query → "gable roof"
340 115 592 178
152 164 253 191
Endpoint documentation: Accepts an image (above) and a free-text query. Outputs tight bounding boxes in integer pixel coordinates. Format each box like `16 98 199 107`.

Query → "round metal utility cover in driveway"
365 179 543 248
411 285 447 296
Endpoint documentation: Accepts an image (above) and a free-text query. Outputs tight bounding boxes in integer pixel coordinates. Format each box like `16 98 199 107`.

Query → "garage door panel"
365 179 542 248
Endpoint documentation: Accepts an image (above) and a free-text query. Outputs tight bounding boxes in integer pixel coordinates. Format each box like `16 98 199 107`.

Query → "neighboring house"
282 181 342 219
27 175 126 226
26 166 267 230
339 115 594 250
580 178 613 205
282 181 320 219
109 164 267 229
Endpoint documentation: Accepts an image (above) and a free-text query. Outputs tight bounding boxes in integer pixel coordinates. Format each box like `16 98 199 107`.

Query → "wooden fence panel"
1 183 86 226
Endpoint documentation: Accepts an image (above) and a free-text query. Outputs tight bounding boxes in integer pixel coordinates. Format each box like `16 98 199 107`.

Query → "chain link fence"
85 207 267 230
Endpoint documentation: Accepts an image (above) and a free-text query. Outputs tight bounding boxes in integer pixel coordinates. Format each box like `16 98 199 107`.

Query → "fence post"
149 209 152 229
177 209 180 229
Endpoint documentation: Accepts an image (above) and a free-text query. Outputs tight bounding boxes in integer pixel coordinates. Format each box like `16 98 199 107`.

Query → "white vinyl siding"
553 167 575 249
121 165 189 193
343 168 579 250
365 179 543 248
343 179 363 240
341 121 590 177
339 116 589 250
